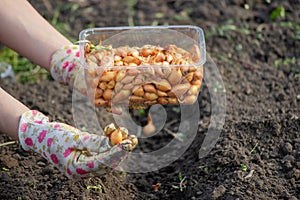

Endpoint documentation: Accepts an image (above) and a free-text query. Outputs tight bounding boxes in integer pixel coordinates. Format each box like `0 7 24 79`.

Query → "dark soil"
1 0 300 199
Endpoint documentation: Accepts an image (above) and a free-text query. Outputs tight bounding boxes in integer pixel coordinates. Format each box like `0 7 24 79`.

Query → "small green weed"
203 167 209 173
270 5 285 20
172 172 186 192
87 184 103 192
173 8 193 22
138 109 146 116
172 106 181 114
23 178 37 189
249 142 259 154
1 167 9 172
274 57 298 68
278 21 300 40
207 23 250 39
127 0 138 26
240 164 248 172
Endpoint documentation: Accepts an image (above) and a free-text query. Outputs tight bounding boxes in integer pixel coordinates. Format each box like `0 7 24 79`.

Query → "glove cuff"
18 110 50 151
50 45 81 87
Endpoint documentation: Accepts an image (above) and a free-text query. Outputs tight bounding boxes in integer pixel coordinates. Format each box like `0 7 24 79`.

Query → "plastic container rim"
79 25 206 69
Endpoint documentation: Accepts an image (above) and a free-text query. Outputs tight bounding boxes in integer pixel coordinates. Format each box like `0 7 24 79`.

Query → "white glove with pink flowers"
18 110 137 180
50 44 87 93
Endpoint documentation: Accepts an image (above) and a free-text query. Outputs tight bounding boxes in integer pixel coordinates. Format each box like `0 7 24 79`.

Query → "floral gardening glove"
18 110 138 180
50 45 86 93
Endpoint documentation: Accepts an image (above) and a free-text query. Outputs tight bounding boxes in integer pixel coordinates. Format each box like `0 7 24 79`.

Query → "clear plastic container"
79 25 206 108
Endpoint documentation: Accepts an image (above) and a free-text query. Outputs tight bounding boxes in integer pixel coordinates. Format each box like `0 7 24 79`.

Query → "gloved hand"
18 110 138 180
50 45 85 92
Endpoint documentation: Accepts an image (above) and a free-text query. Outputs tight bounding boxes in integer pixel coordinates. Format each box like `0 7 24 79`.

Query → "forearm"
0 87 29 141
0 0 72 71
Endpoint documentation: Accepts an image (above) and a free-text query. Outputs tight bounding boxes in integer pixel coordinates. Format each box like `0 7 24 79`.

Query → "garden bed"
1 0 300 199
